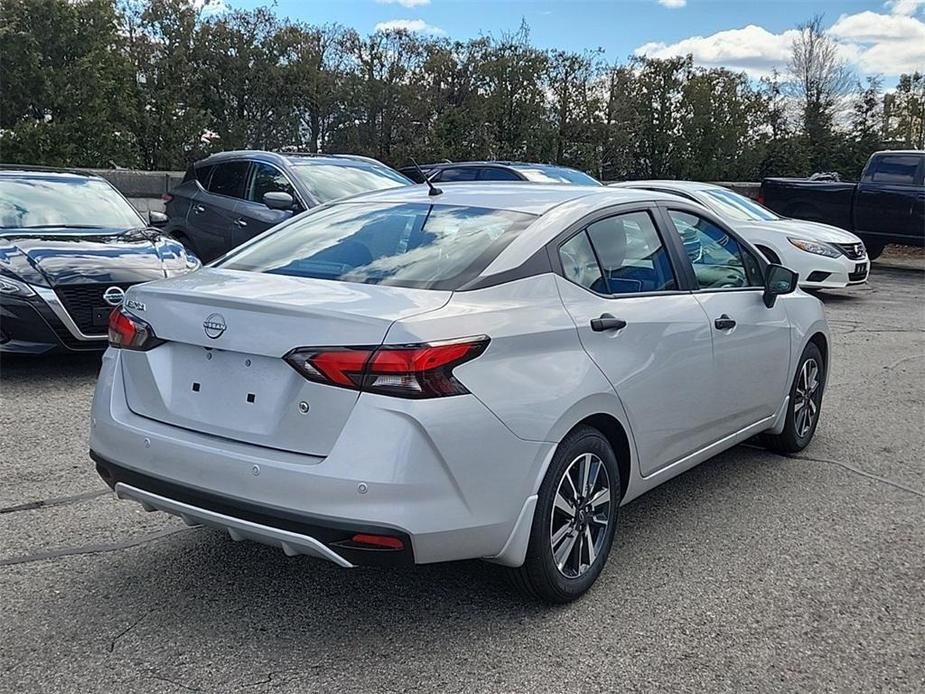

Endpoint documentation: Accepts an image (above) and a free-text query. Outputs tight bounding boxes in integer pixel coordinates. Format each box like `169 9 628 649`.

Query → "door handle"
193 204 205 214
714 314 736 330
590 314 627 332
233 218 248 227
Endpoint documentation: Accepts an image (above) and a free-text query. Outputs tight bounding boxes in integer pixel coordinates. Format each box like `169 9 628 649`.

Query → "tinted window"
869 155 920 185
586 211 676 294
560 231 605 293
195 165 214 187
217 202 535 290
248 163 296 204
0 176 143 229
667 210 762 289
208 161 249 198
290 161 409 203
478 167 521 181
515 166 601 186
437 167 479 182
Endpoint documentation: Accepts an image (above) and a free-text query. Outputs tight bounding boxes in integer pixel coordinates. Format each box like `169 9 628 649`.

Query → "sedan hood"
737 219 862 244
0 227 182 287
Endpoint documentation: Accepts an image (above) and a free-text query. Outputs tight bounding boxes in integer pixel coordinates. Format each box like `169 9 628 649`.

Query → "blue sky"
221 0 925 85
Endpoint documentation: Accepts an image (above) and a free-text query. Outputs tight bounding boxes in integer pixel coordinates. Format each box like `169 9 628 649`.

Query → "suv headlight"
788 238 842 258
0 276 36 298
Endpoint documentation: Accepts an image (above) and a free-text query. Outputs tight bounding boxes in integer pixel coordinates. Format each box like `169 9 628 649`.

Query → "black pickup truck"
759 150 925 258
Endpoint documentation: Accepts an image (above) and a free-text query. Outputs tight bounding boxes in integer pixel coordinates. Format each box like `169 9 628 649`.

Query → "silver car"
91 184 829 603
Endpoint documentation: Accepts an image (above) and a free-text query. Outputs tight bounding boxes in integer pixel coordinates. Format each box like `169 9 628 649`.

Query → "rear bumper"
90 349 553 567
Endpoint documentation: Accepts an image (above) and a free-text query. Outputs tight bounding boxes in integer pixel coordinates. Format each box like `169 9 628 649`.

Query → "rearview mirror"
263 191 295 211
763 263 798 308
148 210 168 228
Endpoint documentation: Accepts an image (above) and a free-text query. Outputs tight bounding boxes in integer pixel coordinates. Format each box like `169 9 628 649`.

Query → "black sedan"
0 167 200 355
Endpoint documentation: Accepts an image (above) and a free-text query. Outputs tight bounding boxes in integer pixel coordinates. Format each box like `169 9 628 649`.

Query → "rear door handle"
590 314 627 332
714 314 736 330
192 205 206 214
233 218 248 227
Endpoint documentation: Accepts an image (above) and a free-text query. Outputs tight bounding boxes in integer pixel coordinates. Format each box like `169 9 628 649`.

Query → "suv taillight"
108 307 163 351
284 336 489 399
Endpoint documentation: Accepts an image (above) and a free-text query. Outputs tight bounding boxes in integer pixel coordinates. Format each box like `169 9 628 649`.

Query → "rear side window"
560 231 605 293
478 167 521 181
867 155 921 185
667 210 763 289
586 211 677 294
194 164 214 187
248 163 296 204
436 167 479 182
217 202 536 290
208 161 249 198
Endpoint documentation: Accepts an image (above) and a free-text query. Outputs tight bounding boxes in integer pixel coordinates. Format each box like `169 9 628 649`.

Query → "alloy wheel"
794 358 821 438
549 452 612 578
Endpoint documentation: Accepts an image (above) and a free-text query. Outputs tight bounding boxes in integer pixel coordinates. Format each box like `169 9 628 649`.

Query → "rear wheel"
509 426 619 603
763 342 825 454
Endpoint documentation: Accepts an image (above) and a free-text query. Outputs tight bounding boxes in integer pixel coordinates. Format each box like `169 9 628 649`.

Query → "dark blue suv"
165 151 411 261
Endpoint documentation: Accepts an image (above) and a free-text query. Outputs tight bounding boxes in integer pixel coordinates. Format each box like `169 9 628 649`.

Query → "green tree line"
1 0 923 180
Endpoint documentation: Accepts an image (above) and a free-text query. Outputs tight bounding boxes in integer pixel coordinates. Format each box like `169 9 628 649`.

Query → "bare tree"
787 15 854 172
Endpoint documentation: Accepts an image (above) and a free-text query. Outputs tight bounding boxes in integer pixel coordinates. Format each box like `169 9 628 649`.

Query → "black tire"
864 241 885 260
763 342 826 454
509 426 620 603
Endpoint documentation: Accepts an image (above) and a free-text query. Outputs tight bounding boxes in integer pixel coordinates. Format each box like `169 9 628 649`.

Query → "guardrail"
76 168 763 214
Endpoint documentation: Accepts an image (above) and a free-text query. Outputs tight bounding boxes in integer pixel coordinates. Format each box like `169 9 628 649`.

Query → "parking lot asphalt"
1 261 923 694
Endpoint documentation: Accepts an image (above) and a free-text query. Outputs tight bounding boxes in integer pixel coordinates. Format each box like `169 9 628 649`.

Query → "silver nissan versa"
90 183 829 603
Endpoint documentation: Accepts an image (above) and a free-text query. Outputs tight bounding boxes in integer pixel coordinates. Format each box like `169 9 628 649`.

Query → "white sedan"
611 180 869 289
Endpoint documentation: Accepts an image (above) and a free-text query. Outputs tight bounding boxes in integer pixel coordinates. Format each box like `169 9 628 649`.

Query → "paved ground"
1 261 923 693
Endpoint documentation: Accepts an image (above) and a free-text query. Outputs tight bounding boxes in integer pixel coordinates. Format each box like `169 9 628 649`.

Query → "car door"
662 205 792 434
854 154 925 243
189 160 250 260
553 206 718 477
233 161 303 246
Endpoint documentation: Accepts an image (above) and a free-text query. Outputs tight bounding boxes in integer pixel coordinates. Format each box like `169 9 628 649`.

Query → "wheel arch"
565 413 631 503
807 330 829 373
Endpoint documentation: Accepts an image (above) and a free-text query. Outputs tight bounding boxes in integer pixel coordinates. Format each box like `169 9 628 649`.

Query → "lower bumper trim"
114 482 357 567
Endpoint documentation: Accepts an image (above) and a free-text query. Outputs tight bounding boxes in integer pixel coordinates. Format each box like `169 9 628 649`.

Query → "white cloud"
885 0 925 16
374 18 446 35
634 2 925 79
635 25 799 78
375 0 431 7
657 0 687 7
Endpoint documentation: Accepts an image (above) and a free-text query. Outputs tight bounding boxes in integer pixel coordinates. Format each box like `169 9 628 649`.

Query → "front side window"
208 161 250 198
667 210 762 289
436 167 479 182
217 202 535 290
586 211 677 294
0 177 144 229
478 167 521 181
290 162 409 204
248 163 296 204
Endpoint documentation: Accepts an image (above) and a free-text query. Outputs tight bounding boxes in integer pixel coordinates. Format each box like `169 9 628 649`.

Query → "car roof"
0 165 103 180
413 160 588 173
196 150 388 168
611 180 721 193
331 181 678 216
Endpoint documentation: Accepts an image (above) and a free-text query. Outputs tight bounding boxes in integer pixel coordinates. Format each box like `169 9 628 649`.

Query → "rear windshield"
291 162 411 204
217 202 536 290
0 177 144 230
514 166 601 186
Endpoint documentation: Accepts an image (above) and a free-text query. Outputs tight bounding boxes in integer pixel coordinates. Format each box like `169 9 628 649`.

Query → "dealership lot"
1 260 922 693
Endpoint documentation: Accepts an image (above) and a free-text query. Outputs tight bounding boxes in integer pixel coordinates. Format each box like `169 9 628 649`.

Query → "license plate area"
855 263 868 274
93 307 111 327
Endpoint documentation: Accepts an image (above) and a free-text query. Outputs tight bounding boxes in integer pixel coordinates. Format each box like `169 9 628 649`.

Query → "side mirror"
148 210 168 228
763 263 798 308
263 191 295 211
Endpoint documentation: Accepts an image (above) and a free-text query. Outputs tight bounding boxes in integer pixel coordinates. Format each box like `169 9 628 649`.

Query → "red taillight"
756 192 765 205
161 193 174 203
351 534 404 550
108 307 162 351
284 336 489 398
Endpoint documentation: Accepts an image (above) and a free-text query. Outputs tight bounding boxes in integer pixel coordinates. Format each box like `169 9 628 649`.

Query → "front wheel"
863 241 885 260
509 426 620 603
763 342 826 454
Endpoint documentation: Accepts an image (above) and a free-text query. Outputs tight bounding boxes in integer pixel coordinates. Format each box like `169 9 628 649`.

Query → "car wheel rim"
549 452 612 579
793 358 821 438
